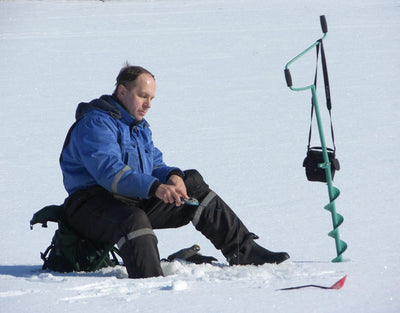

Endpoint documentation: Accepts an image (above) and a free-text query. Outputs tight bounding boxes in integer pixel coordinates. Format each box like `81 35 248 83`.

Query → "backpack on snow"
30 204 121 273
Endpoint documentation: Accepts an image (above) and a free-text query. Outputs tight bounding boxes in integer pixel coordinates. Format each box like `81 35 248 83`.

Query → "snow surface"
1 0 399 312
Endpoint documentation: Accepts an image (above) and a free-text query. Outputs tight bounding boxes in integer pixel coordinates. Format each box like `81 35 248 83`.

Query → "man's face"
117 73 156 121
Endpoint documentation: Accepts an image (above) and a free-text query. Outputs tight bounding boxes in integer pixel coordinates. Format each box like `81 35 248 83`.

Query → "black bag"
303 40 340 183
31 204 121 273
303 146 340 182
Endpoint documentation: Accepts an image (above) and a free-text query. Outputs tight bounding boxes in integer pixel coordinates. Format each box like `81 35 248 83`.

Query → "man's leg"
182 170 290 265
142 170 257 259
64 186 162 278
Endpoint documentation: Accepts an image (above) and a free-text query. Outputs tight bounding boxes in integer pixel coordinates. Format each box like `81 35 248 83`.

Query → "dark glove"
164 244 217 264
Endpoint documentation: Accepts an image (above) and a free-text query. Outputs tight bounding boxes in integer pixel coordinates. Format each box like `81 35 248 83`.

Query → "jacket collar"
75 95 149 128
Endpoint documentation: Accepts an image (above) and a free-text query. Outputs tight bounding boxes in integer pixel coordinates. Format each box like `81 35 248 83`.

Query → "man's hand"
155 175 188 206
167 175 188 197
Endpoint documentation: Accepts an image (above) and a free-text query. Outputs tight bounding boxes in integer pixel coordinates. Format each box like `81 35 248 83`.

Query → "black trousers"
64 169 251 278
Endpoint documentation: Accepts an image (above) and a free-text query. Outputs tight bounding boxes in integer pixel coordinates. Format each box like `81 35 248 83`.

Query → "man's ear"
117 84 126 99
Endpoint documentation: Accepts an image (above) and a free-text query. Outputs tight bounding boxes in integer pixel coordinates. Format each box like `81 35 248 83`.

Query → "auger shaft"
311 86 347 262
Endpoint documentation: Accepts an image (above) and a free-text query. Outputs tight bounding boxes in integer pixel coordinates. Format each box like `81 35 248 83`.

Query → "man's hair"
112 64 155 96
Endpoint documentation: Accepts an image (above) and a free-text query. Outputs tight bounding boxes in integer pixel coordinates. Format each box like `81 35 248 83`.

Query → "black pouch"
303 147 340 182
302 40 341 183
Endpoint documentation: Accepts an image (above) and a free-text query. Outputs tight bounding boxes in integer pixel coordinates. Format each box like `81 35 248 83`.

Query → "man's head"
113 65 156 121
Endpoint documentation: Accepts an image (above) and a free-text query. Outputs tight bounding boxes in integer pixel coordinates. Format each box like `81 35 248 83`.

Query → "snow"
1 0 399 312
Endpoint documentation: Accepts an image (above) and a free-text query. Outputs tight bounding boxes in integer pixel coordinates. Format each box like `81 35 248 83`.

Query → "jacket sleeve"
73 114 158 198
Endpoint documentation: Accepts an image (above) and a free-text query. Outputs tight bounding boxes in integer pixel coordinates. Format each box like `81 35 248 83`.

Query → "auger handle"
284 15 328 91
320 15 328 34
284 69 292 87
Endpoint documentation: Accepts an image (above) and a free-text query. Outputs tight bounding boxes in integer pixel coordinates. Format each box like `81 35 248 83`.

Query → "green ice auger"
284 16 347 262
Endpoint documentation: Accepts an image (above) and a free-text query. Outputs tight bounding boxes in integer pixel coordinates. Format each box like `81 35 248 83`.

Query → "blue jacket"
60 95 182 198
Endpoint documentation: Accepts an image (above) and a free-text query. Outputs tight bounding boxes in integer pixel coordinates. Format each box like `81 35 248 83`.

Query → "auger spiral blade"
324 185 347 262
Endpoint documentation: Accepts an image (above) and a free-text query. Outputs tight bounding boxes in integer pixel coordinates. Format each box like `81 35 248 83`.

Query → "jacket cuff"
166 169 184 181
148 180 161 198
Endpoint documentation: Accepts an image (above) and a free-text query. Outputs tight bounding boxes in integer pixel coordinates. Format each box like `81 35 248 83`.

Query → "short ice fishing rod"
284 16 347 262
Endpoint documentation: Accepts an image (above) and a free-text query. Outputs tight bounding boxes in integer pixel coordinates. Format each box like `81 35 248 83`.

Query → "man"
60 65 289 279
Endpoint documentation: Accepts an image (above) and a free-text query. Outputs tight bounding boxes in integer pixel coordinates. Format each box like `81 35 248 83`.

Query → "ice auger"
284 16 347 262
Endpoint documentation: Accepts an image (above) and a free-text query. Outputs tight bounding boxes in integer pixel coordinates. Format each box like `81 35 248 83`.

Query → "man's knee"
184 169 209 194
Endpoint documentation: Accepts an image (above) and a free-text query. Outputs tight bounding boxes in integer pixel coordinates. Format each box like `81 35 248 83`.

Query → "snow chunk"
171 280 188 291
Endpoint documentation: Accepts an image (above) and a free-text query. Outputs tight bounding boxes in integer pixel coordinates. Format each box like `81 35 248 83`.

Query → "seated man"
60 65 289 279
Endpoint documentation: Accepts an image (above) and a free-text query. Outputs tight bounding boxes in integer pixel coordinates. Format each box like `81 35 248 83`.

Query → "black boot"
227 240 290 266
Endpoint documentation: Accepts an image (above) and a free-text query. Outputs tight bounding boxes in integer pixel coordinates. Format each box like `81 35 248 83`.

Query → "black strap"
321 40 336 151
307 39 336 152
